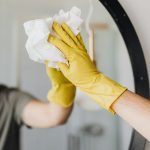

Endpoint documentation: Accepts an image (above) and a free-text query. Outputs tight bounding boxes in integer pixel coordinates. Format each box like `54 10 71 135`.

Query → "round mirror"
0 0 149 150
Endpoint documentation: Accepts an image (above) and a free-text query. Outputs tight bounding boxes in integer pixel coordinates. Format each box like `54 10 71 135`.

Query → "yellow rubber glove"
48 22 127 113
45 62 76 108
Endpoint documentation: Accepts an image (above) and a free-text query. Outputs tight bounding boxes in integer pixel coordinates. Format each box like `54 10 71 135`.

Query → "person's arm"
47 22 150 141
22 100 73 128
20 62 75 128
112 90 150 141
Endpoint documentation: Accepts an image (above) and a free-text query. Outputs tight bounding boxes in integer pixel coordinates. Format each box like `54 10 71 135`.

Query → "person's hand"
48 22 127 113
45 61 75 108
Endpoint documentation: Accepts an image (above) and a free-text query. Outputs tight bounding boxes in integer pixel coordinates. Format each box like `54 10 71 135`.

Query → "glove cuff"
79 73 127 113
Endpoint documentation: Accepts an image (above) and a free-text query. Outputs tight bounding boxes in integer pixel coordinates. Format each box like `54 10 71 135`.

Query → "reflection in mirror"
0 0 135 150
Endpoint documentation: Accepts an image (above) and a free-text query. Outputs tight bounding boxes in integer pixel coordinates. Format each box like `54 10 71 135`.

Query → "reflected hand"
45 60 76 108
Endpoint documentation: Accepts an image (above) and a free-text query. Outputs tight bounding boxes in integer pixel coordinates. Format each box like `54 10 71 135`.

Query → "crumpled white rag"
24 6 83 68
24 7 101 111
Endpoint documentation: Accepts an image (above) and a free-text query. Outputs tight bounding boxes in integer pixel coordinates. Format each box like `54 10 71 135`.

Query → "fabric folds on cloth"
24 7 83 68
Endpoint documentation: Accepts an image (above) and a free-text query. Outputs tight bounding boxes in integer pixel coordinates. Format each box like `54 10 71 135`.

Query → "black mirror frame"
98 0 150 149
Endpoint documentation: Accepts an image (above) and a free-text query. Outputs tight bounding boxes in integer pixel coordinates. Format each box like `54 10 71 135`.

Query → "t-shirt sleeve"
9 90 36 125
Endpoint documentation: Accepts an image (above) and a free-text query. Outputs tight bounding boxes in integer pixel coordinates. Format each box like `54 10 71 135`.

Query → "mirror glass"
0 0 135 150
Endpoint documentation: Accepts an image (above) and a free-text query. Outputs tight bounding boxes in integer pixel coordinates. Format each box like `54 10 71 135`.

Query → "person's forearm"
22 100 73 128
112 90 150 141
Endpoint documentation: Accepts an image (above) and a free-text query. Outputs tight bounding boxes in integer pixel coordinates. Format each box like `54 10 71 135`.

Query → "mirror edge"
98 0 150 149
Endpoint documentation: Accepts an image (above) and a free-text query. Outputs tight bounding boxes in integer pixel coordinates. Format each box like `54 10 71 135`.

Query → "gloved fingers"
47 67 58 76
48 34 71 60
45 60 58 78
45 61 71 84
57 62 69 76
61 22 86 51
52 22 78 49
77 33 86 51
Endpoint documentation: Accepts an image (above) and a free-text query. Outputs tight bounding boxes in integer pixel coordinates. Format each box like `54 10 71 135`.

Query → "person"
0 61 75 150
47 21 150 142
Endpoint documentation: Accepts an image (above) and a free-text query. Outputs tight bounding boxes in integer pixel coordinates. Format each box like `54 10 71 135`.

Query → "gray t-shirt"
0 85 34 150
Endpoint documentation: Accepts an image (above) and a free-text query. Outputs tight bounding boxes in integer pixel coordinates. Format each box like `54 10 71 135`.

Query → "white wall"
118 1 150 149
118 0 150 84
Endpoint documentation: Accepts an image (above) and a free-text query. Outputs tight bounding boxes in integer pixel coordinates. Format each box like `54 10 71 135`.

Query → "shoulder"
0 84 35 107
0 85 36 125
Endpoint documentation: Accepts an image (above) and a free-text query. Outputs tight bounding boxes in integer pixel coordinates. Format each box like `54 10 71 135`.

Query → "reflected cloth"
24 7 83 68
0 85 35 150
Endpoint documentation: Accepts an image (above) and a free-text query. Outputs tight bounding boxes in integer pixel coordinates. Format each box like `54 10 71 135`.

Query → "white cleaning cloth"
24 7 101 111
24 7 83 68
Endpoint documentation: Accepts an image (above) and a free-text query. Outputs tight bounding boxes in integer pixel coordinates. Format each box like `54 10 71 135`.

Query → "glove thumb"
57 62 69 76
